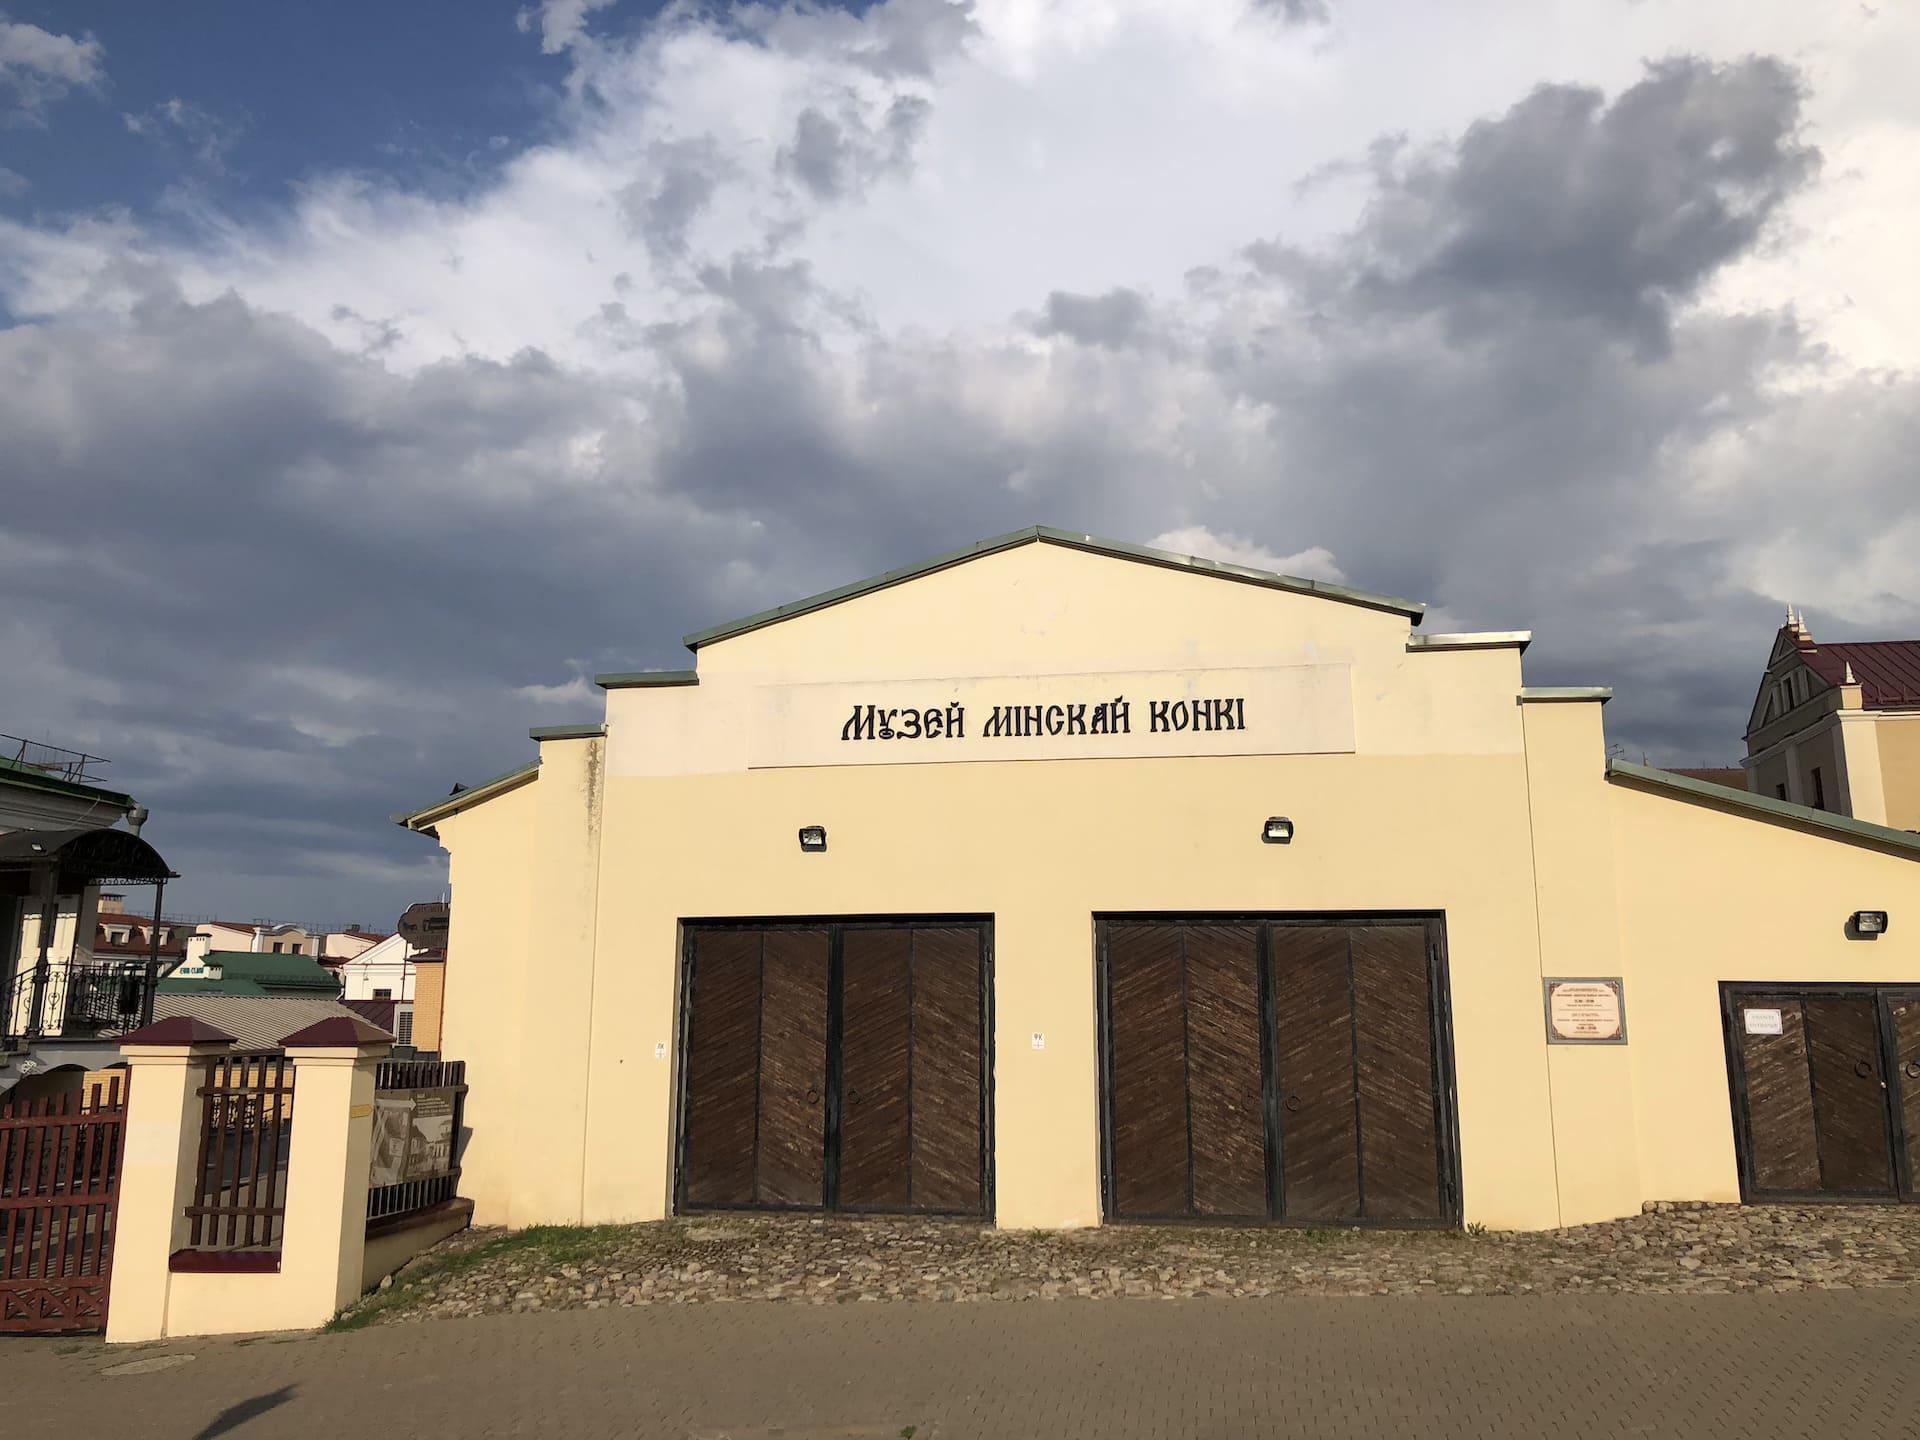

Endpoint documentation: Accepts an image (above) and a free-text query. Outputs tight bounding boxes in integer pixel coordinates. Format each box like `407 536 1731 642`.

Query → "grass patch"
328 1223 640 1332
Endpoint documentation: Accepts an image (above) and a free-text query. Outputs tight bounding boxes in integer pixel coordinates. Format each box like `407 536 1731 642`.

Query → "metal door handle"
1285 1096 1302 1113
1856 1060 1875 1079
805 1088 820 1106
847 1088 862 1105
1906 1062 1920 1081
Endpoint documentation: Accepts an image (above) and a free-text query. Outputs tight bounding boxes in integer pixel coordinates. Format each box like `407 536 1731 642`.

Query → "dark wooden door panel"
1272 926 1361 1222
1107 925 1191 1217
1737 999 1821 1194
839 927 914 1209
1183 924 1267 1218
1891 997 1920 1198
1351 926 1443 1221
1804 998 1895 1196
755 929 829 1207
680 930 762 1207
909 927 985 1214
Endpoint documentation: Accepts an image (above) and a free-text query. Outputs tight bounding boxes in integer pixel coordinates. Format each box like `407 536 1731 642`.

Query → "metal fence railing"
184 1054 295 1254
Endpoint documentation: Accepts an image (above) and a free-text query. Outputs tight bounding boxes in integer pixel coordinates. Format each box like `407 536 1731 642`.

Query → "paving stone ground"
9 1288 1920 1438
341 1201 1920 1326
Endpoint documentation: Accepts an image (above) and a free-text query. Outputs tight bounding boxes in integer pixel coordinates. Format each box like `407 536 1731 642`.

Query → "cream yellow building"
1745 612 1920 829
401 528 1920 1235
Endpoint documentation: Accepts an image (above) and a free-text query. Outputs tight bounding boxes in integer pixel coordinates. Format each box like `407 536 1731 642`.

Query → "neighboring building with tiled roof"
1745 614 1920 829
119 994 390 1051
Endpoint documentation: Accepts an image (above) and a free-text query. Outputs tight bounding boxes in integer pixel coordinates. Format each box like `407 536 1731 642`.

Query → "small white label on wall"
1744 1008 1784 1036
1031 1032 1046 1051
654 1042 668 1060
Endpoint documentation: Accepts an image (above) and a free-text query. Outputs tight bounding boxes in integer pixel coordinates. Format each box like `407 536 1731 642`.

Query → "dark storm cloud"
777 95 929 202
1036 288 1154 350
1345 57 1816 349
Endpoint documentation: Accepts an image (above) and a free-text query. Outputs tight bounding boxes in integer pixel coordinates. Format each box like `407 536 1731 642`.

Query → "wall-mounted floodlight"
798 825 828 853
1853 910 1890 936
1262 817 1294 845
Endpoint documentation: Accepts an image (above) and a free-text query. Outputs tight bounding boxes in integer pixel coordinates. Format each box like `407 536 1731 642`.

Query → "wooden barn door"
678 926 830 1211
1103 922 1267 1220
1100 916 1454 1227
837 925 987 1215
1726 989 1899 1201
678 920 989 1218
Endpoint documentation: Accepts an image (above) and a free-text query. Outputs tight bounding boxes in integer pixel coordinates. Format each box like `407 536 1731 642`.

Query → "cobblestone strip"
346 1201 1920 1327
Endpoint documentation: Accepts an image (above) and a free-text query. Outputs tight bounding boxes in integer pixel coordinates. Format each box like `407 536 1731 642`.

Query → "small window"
373 987 392 1000
1775 783 1789 801
395 1008 415 1046
271 941 283 952
1811 767 1827 811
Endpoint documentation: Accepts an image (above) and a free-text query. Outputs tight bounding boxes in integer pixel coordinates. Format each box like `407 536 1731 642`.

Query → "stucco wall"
435 777 539 1226
1610 779 1920 1205
1873 716 1920 832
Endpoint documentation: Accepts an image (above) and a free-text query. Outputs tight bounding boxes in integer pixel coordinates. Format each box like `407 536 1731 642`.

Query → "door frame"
672 915 996 1220
1093 911 1463 1229
1719 981 1919 1203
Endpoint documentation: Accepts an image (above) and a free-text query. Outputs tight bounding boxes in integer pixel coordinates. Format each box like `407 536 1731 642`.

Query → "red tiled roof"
1802 641 1920 710
1667 767 1748 790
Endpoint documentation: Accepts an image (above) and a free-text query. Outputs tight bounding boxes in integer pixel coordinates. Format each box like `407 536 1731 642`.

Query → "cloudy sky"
3 1 1917 926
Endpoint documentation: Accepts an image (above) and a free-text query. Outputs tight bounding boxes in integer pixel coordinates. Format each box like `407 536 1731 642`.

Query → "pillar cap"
280 1015 393 1049
119 1016 235 1047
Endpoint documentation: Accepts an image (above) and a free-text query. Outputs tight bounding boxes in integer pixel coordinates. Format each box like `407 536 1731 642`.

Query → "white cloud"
0 15 105 123
516 0 619 56
1149 528 1346 583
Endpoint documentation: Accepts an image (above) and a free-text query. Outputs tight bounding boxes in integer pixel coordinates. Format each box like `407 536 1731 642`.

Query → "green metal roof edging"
392 760 540 831
596 670 699 690
0 755 135 810
1408 632 1532 653
1519 687 1613 703
1606 760 1920 860
529 723 605 742
680 525 1428 652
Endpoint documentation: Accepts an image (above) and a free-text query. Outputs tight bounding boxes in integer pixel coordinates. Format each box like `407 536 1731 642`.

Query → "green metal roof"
1607 760 1920 860
680 525 1428 652
156 976 270 997
0 754 135 809
393 760 541 831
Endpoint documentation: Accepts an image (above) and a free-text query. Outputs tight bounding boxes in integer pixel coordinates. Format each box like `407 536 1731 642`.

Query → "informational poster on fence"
367 1087 459 1187
368 1096 414 1189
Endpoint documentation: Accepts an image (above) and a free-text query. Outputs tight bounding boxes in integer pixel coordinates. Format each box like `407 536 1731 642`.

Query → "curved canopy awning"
0 827 177 887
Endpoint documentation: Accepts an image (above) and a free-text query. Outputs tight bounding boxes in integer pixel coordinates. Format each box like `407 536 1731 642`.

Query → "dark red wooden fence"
0 1076 128 1333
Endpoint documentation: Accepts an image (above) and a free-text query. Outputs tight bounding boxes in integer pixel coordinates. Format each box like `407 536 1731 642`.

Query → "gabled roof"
680 526 1427 652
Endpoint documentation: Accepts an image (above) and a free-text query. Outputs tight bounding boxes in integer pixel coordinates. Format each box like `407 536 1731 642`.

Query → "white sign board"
1743 1008 1784 1036
748 665 1355 769
1543 978 1627 1044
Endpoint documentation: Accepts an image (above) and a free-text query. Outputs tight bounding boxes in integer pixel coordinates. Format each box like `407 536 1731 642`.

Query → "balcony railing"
4 960 158 1045
0 734 111 787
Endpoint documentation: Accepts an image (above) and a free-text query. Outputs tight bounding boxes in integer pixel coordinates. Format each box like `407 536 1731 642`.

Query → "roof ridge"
679 525 1427 652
